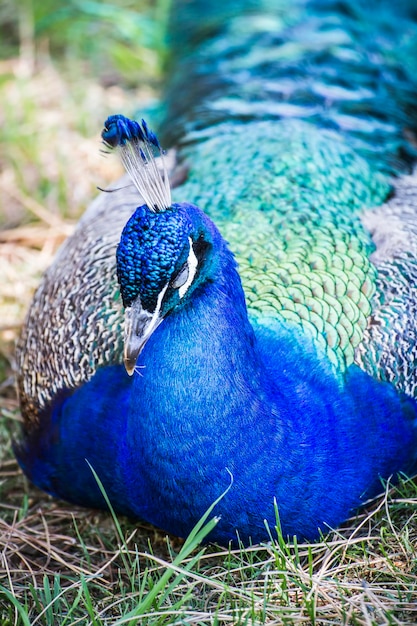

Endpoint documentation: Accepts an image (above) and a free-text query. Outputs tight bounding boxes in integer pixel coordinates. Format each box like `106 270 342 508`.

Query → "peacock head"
102 115 215 374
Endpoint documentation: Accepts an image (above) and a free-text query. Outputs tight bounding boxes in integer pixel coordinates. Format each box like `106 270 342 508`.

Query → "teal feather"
163 0 417 171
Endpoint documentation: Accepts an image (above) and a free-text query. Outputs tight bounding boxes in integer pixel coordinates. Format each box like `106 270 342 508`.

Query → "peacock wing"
17 177 138 426
356 171 417 397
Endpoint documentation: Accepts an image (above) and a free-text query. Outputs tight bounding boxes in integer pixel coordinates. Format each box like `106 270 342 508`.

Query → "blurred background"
0 0 170 401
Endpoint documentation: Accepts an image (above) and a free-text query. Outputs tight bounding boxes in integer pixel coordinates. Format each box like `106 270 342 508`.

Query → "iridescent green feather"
163 0 417 388
173 120 389 371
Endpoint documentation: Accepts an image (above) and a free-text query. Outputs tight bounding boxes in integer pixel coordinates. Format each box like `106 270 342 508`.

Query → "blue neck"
129 240 276 451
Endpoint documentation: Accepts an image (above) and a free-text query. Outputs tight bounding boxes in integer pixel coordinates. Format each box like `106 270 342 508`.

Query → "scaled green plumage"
173 120 387 371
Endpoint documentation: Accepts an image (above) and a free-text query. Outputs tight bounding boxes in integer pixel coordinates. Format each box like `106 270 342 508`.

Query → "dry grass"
1 55 417 625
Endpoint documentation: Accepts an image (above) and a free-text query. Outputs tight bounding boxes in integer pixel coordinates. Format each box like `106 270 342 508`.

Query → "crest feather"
102 114 171 212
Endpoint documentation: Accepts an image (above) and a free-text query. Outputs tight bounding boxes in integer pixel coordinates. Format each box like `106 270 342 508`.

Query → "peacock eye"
171 263 189 289
169 237 199 299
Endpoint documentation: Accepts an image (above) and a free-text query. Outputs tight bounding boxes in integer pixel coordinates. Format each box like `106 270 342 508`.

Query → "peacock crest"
102 115 172 212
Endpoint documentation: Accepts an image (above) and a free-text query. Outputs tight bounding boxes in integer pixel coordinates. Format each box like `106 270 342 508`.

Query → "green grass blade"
0 586 31 626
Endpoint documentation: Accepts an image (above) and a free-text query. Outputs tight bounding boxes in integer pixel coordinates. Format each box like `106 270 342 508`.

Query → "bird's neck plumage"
130 239 273 437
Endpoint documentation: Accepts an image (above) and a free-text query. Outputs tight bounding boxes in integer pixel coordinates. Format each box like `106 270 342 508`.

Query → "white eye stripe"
178 237 199 298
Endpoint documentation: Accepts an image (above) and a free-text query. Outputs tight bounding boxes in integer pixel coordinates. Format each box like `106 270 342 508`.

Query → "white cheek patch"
178 237 199 299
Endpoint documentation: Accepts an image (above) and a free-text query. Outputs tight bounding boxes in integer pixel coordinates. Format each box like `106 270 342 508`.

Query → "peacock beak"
123 285 168 375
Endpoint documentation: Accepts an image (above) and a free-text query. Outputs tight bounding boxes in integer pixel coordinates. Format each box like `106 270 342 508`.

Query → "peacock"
15 0 417 545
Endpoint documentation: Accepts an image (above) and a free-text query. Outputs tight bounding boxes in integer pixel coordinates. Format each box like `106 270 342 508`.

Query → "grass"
1 18 417 626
